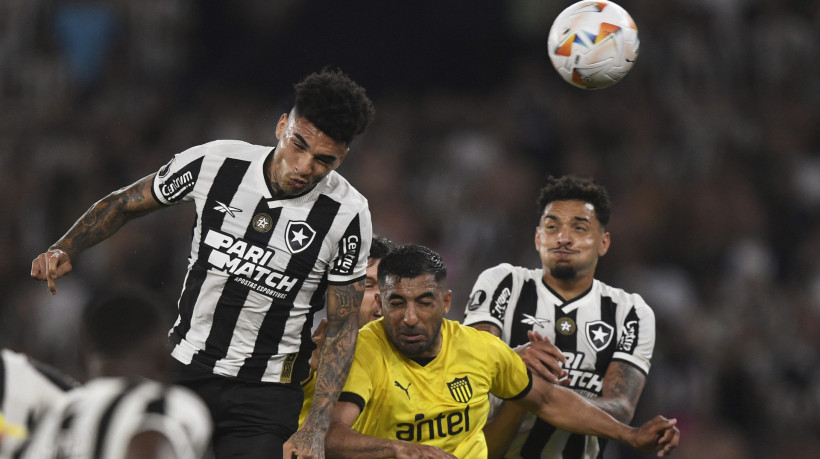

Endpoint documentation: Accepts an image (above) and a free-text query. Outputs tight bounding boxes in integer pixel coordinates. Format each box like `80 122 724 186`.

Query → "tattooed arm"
31 174 162 294
284 279 365 459
585 361 647 423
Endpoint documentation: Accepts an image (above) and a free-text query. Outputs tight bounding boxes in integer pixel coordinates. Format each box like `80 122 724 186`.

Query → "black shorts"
173 359 304 459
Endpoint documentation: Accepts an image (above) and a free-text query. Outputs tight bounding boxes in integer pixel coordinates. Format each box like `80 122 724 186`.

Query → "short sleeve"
151 144 209 205
484 332 532 400
340 326 380 404
613 294 655 375
328 205 372 284
462 264 516 330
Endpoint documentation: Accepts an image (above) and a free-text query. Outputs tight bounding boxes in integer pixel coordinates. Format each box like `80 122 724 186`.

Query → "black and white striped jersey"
22 378 212 459
0 349 76 459
151 140 372 384
463 264 655 459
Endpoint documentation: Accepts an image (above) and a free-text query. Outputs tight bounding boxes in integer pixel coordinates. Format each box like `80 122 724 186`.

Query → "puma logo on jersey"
520 313 551 328
394 381 411 399
213 201 242 218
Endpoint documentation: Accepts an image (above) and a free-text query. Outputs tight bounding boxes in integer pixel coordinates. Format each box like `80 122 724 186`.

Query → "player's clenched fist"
31 249 72 295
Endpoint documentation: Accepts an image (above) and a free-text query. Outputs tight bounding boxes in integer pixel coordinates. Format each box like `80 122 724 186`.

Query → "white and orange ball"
547 1 639 89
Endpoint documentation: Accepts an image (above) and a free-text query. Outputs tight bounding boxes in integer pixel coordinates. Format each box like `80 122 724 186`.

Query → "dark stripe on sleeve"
488 273 514 332
151 157 204 205
338 392 366 412
94 381 140 459
594 296 618 375
509 279 538 348
328 214 362 277
237 194 340 381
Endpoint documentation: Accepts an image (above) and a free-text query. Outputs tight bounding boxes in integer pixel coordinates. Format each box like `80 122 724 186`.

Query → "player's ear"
275 113 289 140
599 231 611 257
442 290 452 315
331 149 348 170
534 226 543 251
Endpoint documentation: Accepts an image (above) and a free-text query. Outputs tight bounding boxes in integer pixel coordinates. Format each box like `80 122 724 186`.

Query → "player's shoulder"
446 319 504 346
317 170 368 209
595 279 653 312
477 263 540 282
1 348 78 391
195 139 270 158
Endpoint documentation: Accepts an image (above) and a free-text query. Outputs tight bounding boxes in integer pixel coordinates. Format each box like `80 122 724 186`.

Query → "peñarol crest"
447 376 473 403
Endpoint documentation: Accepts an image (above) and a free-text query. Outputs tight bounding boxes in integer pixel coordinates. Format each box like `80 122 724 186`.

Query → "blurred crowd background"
1 1 817 457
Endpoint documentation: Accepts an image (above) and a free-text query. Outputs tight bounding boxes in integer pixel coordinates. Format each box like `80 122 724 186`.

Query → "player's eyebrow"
544 214 591 223
293 133 310 147
293 132 339 163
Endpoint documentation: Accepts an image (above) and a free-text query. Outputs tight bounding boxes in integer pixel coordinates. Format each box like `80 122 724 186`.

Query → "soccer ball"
547 0 639 89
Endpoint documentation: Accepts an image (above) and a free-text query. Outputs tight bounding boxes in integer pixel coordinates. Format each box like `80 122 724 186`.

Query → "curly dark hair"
536 175 611 227
369 234 396 261
377 243 447 286
293 68 375 145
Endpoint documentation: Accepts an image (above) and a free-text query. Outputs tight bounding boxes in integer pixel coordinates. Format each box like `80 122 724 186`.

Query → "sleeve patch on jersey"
466 290 487 311
330 215 362 277
617 313 640 354
489 274 514 323
156 161 199 202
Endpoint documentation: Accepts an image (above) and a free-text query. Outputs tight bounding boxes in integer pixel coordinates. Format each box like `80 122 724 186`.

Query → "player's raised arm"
30 174 162 295
284 279 364 459
517 377 679 456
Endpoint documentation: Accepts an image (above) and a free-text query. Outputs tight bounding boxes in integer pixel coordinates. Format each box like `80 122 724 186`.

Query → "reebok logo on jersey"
447 376 473 403
466 290 486 311
521 313 551 328
585 321 614 351
204 229 297 299
213 201 242 218
286 221 316 254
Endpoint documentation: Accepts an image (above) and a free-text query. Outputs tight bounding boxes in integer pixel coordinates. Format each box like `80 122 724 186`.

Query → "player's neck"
543 275 594 302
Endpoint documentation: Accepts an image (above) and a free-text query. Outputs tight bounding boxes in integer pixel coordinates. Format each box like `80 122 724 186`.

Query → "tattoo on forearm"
599 362 646 422
303 281 364 431
53 178 156 257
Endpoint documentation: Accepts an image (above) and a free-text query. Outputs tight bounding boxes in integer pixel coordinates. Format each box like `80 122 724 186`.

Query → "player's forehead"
286 114 347 150
381 273 442 298
541 200 598 222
